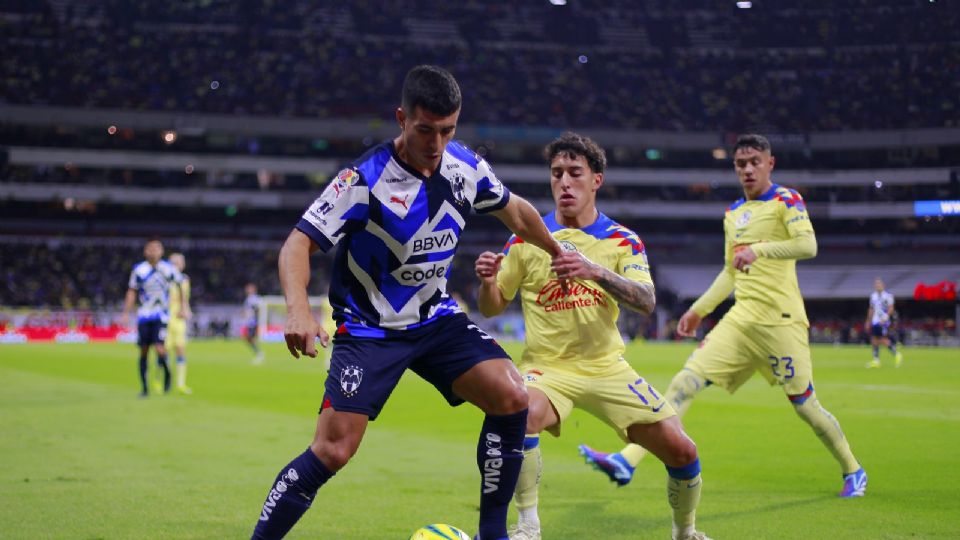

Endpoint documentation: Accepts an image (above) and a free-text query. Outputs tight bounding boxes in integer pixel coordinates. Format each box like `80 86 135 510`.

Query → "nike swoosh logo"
652 404 664 412
687 479 702 488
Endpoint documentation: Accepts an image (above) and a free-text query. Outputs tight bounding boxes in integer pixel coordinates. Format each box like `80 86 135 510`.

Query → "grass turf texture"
1 341 958 539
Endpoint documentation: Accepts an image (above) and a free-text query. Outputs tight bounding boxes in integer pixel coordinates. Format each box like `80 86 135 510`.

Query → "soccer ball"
409 523 472 540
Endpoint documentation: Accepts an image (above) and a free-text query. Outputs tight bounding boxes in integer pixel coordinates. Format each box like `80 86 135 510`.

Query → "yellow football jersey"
168 275 190 316
497 212 653 375
720 184 814 326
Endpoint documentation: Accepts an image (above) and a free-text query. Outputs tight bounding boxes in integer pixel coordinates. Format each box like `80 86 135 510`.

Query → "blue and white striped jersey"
869 289 895 325
244 293 262 327
127 260 184 322
296 140 510 337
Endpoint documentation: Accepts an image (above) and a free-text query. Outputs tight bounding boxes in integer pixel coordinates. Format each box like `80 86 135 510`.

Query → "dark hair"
543 131 607 173
401 65 462 116
732 133 772 154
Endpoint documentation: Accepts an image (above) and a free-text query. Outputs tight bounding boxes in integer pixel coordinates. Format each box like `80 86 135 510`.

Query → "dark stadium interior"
1 0 957 344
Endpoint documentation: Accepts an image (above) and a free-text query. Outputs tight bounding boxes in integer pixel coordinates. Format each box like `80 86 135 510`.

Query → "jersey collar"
732 183 779 209
544 210 612 235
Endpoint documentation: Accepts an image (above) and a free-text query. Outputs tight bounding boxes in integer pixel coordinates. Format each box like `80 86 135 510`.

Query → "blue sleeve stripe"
295 220 334 252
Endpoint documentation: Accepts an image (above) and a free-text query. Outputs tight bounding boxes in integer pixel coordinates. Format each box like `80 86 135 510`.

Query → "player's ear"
396 107 406 130
768 154 776 171
593 172 603 192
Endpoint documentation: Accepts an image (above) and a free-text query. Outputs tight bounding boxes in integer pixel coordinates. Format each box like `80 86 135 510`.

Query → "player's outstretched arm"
278 229 327 358
475 251 511 317
491 195 563 258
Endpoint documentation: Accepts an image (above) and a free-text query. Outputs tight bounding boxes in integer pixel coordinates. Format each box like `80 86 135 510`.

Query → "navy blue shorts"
870 323 888 338
137 319 167 346
321 314 509 420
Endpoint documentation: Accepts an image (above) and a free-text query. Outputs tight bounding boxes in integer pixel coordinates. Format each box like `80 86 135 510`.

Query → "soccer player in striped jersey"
243 283 264 365
121 239 189 397
250 65 564 540
477 133 708 540
866 277 902 368
579 134 867 499
164 252 192 394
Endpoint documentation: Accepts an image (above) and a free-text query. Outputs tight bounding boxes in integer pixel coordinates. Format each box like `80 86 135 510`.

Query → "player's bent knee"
309 441 357 471
491 384 528 416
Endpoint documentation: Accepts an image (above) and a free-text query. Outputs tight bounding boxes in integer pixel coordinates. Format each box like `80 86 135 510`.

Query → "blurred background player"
164 252 193 394
120 239 188 397
476 132 708 540
866 277 903 368
579 134 867 499
243 282 264 365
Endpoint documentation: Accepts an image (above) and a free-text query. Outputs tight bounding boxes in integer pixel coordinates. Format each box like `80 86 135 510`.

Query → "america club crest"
340 365 363 397
735 210 752 228
559 240 578 253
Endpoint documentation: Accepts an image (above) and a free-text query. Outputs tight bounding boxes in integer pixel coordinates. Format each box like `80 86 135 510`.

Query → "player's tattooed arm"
594 268 657 315
551 252 656 315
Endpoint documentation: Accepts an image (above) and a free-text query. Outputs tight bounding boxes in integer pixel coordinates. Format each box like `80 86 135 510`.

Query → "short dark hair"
401 65 462 116
732 133 772 154
543 132 607 173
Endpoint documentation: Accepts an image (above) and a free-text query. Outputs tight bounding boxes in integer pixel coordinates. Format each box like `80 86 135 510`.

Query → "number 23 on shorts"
768 355 795 380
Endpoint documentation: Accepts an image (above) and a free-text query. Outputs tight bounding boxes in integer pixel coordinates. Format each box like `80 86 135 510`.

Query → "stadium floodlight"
162 130 178 144
737 1 752 8
549 0 566 5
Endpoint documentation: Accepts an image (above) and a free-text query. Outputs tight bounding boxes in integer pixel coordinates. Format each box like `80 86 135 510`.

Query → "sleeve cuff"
475 189 511 215
296 220 335 253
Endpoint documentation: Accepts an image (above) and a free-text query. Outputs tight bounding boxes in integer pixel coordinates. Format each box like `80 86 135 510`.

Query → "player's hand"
732 244 758 273
551 251 601 281
318 326 331 349
677 310 702 337
475 251 504 284
284 305 322 359
179 308 193 321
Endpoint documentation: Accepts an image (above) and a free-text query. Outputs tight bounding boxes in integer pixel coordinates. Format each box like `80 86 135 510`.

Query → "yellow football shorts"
164 318 188 350
683 317 812 395
518 360 676 442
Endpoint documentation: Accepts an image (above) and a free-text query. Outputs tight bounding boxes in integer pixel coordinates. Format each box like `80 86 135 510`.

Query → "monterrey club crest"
450 172 468 206
340 365 363 397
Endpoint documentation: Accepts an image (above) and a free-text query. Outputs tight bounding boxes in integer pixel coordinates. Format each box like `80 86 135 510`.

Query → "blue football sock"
871 345 879 359
477 410 527 540
157 354 171 392
252 448 334 540
888 343 898 355
138 353 148 394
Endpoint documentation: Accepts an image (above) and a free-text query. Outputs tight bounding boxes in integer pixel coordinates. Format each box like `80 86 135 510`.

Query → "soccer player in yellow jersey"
580 134 867 499
476 133 709 540
164 252 193 394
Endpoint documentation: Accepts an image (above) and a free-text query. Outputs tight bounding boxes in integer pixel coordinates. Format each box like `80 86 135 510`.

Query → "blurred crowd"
0 241 322 309
2 1 958 132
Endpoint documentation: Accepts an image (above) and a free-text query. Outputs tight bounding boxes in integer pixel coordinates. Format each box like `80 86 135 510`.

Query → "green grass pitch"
1 340 958 539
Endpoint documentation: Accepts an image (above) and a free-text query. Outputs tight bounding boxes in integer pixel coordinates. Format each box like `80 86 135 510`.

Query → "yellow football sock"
793 393 860 474
514 435 541 524
620 444 647 468
668 472 702 534
666 368 708 417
